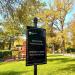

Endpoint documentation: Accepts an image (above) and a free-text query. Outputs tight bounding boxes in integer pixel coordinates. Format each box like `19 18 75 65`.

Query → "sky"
0 15 3 21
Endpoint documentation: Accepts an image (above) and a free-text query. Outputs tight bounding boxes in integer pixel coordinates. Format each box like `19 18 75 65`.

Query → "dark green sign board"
26 26 47 66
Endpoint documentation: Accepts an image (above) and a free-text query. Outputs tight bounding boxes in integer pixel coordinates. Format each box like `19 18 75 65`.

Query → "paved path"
64 54 75 58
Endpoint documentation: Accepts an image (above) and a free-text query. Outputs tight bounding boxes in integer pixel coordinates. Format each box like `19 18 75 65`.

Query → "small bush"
0 50 12 61
66 48 75 53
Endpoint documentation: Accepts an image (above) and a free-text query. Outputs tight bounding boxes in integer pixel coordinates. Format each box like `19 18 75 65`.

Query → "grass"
0 54 75 75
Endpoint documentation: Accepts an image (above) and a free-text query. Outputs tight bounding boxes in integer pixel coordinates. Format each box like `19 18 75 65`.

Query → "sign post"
26 17 47 75
34 17 38 75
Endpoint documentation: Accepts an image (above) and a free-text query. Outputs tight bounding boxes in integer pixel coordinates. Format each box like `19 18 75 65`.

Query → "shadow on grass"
47 57 75 63
60 64 75 72
0 70 32 75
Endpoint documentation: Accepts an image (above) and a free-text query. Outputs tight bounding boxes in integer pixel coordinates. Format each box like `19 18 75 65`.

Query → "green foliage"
66 48 75 53
0 50 12 60
12 50 18 57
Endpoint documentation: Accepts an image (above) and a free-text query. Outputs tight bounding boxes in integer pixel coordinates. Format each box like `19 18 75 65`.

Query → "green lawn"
0 54 75 75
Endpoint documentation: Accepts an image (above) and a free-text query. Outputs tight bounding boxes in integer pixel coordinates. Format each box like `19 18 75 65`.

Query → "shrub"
0 50 12 61
66 48 75 53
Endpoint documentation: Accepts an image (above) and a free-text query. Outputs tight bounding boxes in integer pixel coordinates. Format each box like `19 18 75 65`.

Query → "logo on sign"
29 32 37 35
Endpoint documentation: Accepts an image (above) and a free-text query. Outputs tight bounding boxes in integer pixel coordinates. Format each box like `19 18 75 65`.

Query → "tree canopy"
0 0 75 52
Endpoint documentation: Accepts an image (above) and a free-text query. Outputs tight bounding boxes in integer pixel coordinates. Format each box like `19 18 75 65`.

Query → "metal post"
34 64 37 75
33 17 38 75
34 17 38 28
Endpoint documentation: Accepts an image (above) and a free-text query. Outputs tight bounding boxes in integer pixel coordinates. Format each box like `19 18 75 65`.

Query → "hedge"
66 48 75 53
0 50 12 61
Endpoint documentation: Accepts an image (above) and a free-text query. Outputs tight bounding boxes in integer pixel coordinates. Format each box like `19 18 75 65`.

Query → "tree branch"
53 23 61 31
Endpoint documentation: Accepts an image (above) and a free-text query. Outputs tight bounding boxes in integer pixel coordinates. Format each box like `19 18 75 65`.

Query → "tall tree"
70 19 75 48
37 0 73 54
0 0 43 49
52 0 72 53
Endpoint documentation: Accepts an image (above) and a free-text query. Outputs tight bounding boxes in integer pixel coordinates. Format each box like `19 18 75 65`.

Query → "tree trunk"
3 40 5 50
52 43 55 54
9 41 11 50
61 36 65 54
